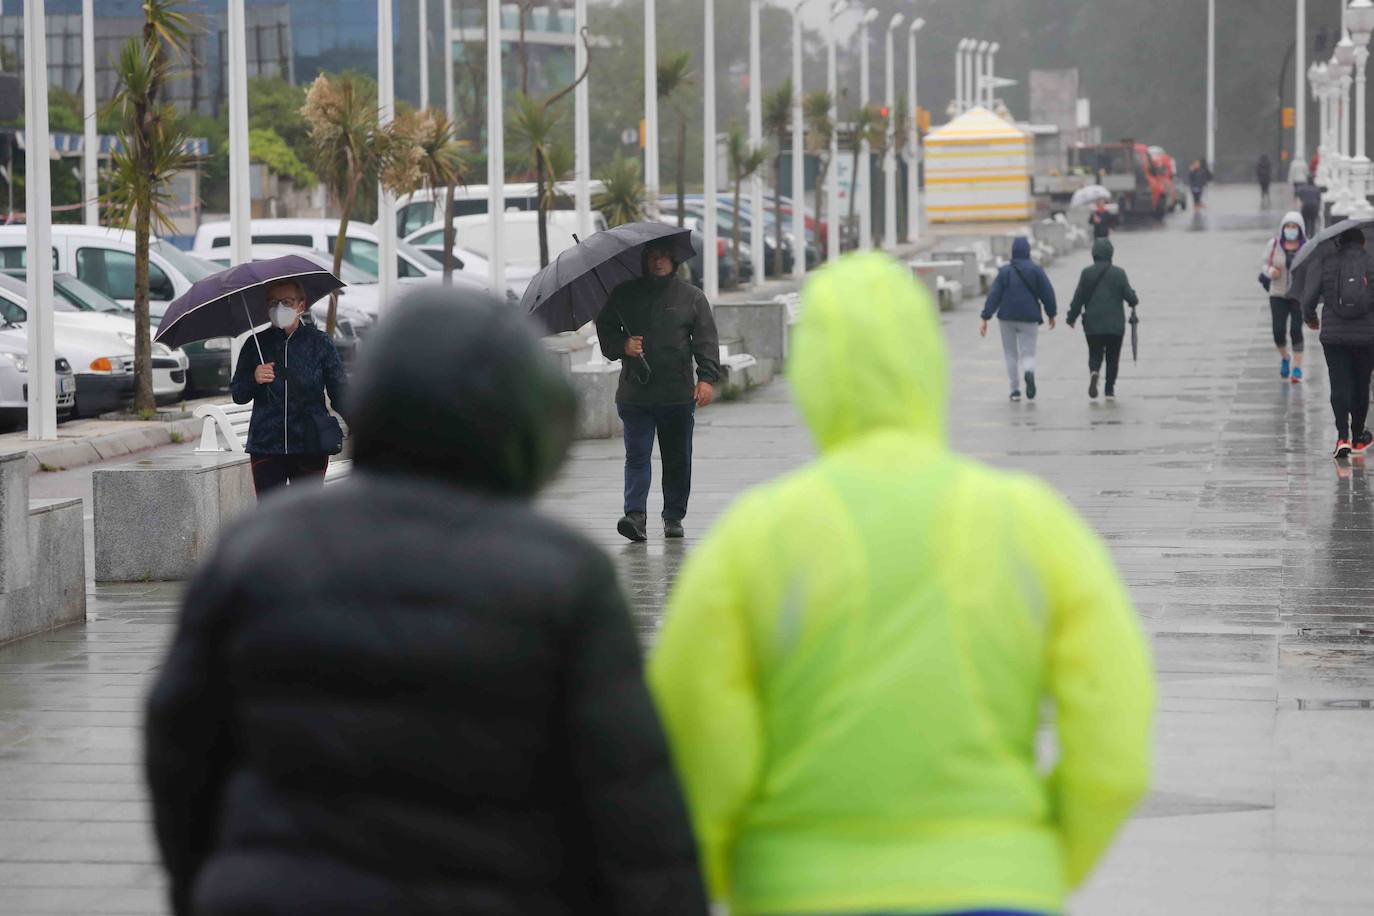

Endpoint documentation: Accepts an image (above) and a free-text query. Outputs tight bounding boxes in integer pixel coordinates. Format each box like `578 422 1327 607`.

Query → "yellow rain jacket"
649 253 1154 916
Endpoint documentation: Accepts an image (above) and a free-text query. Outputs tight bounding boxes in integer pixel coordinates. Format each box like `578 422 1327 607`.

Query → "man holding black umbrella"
595 240 721 542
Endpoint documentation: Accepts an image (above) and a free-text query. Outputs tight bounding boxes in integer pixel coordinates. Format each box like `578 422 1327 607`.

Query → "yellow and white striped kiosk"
924 106 1032 223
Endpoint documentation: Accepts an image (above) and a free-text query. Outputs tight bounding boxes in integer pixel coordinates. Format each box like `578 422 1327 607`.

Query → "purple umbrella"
153 255 345 365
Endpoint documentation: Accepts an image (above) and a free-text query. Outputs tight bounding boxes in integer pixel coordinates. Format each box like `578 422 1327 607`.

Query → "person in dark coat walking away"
1257 154 1273 208
596 239 722 542
1295 178 1324 237
1067 238 1140 399
229 278 347 496
1302 227 1374 458
145 287 711 916
1088 199 1119 239
980 236 1058 400
1188 159 1212 209
1260 210 1308 383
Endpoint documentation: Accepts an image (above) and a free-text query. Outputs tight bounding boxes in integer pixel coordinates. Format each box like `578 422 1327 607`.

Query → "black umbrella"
153 255 345 363
1129 306 1139 362
1289 216 1374 302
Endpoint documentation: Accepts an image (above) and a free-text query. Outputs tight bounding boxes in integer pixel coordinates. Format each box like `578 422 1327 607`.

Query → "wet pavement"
3 186 1374 913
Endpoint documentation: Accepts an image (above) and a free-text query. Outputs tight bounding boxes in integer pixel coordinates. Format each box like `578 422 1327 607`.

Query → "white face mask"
270 304 299 329
1283 226 1300 241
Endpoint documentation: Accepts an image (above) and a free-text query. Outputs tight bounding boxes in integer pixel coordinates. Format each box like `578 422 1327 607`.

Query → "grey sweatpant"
999 319 1038 392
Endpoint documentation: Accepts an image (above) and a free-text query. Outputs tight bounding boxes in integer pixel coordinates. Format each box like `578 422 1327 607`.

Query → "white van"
190 219 447 282
392 181 606 238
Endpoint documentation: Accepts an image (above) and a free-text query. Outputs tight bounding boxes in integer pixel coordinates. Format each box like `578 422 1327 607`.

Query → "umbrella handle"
244 293 276 403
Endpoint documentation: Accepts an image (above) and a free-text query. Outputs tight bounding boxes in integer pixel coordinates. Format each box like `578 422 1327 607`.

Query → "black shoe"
1010 390 1021 401
1088 372 1099 399
664 519 685 538
1104 387 1115 399
1024 371 1036 400
617 512 648 542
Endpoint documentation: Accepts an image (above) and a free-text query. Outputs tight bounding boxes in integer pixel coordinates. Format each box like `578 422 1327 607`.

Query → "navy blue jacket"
981 238 1058 323
230 323 347 456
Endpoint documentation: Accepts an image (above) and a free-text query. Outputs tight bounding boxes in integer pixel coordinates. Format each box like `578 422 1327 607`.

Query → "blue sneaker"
1292 366 1303 384
1281 357 1291 378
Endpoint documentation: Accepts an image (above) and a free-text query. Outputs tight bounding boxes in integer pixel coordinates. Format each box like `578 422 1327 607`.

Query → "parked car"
660 203 796 275
391 180 607 238
190 218 447 285
650 217 745 290
0 225 231 394
0 328 76 430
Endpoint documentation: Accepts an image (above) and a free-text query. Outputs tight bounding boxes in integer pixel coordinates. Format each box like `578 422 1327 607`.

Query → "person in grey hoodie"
1260 210 1308 383
980 237 1058 401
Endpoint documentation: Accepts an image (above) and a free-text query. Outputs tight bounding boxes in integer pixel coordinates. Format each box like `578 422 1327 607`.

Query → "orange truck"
1034 139 1184 219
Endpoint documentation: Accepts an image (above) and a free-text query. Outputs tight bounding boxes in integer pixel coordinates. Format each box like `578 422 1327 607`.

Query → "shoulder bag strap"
1009 262 1042 308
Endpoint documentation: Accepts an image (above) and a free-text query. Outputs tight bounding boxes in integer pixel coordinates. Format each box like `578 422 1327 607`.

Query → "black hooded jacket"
145 288 710 916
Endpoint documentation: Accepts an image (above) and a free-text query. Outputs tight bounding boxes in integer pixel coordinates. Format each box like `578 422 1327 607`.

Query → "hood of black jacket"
348 286 577 497
1092 238 1114 262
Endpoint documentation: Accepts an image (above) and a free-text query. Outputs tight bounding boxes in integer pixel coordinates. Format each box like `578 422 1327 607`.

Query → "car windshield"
54 275 130 313
461 222 574 260
151 240 219 281
399 240 441 270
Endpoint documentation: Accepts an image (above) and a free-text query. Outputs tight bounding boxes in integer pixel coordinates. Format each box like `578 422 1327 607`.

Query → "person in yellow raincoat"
649 252 1155 916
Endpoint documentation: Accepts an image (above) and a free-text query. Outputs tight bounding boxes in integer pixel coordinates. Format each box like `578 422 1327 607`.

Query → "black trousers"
1269 297 1304 351
618 402 695 521
1322 343 1374 440
1302 205 1321 238
251 453 330 496
1086 333 1124 393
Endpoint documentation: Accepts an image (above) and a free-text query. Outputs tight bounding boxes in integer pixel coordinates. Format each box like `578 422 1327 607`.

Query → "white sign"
621 127 638 146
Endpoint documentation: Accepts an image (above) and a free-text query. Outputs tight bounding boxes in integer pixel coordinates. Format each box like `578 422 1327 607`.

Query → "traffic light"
1282 107 1295 129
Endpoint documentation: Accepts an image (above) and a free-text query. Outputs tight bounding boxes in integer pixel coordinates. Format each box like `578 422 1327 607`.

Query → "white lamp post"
703 0 718 300
444 0 455 120
882 12 902 251
985 41 1000 109
645 0 660 216
81 0 97 225
954 39 967 113
749 0 764 284
1296 0 1307 166
574 0 591 239
1345 0 1374 217
905 16 924 244
826 0 844 262
486 0 505 294
419 0 429 110
790 0 806 279
24 0 56 440
378 0 399 312
1330 44 1355 215
227 0 252 267
965 38 979 111
1313 61 1333 186
1206 0 1215 167
973 40 989 108
858 6 877 250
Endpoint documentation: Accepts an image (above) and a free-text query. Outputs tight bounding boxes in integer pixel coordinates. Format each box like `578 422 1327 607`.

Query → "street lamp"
974 40 989 109
905 16 924 245
1344 0 1374 217
826 0 845 262
749 0 765 284
955 38 973 113
1296 0 1307 168
227 0 251 267
1330 47 1355 215
574 0 591 239
1312 61 1333 186
985 41 1000 109
377 0 399 312
645 0 660 215
703 0 718 300
24 0 57 439
486 0 505 295
791 0 808 279
858 6 878 250
883 12 903 251
81 0 97 226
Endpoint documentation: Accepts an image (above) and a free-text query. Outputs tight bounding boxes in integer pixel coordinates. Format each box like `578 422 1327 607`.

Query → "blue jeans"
618 401 695 521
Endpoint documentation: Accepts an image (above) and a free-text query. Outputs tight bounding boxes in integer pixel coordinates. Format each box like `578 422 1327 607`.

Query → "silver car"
0 328 76 431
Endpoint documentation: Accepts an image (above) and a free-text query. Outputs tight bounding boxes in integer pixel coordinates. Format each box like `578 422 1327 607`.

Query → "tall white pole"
703 0 718 301
419 0 429 110
574 0 590 239
81 0 97 225
954 40 965 113
378 0 399 313
444 0 455 120
826 5 839 262
883 14 900 250
486 0 505 294
644 0 660 215
1342 65 1353 158
1206 0 1216 167
790 5 805 278
227 0 252 267
1296 0 1306 165
24 0 56 440
1357 48 1369 162
859 10 874 250
985 42 999 108
749 0 765 284
906 18 922 244
965 39 977 110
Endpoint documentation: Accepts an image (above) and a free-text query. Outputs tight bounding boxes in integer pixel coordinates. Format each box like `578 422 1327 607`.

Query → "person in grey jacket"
1302 226 1374 457
980 237 1057 401
595 240 722 542
1261 210 1308 383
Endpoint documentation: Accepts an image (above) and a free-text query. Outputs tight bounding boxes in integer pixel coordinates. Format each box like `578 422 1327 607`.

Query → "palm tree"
761 80 792 276
804 90 834 257
725 125 768 287
105 0 195 413
594 157 646 227
845 105 882 248
657 50 694 226
405 109 471 285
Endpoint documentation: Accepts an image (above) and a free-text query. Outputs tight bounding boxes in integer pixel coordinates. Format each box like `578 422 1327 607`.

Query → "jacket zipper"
283 334 290 453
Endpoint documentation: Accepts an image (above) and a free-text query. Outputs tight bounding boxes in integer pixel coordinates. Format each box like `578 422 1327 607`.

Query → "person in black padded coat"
144 285 710 916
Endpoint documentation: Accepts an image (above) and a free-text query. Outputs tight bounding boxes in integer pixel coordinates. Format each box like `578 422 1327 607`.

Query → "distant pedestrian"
1289 154 1311 189
1301 226 1374 458
1310 150 1321 180
1260 210 1308 383
1257 154 1273 208
147 288 710 916
980 236 1058 401
650 252 1155 916
1188 158 1212 209
1088 198 1119 239
229 278 347 496
1067 238 1140 399
1296 178 1324 237
596 239 721 542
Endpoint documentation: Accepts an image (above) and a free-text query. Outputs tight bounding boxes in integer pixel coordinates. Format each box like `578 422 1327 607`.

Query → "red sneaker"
1334 439 1353 459
1354 432 1373 457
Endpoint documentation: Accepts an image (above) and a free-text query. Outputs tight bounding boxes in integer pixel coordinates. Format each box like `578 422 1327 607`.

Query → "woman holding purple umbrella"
230 278 348 495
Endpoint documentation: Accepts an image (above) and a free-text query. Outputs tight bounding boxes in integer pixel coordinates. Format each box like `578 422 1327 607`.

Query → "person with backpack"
1067 238 1139 399
1260 211 1308 383
980 237 1058 401
1301 226 1374 458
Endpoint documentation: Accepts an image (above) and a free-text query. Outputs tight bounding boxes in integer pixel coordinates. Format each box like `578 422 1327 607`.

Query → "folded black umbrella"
1129 306 1139 362
154 254 345 353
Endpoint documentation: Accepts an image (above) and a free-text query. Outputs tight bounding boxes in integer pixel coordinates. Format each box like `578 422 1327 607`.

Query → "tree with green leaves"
761 80 792 276
725 125 767 287
401 109 471 285
804 90 833 256
105 0 196 413
593 157 646 227
248 128 315 188
657 50 694 226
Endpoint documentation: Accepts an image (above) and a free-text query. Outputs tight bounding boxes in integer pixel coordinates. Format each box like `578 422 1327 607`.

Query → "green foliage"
594 157 646 227
726 124 768 184
248 76 310 156
248 127 316 187
46 88 84 133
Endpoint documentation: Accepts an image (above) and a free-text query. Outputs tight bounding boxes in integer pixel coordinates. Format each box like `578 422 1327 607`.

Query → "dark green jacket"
1067 239 1139 336
595 275 722 405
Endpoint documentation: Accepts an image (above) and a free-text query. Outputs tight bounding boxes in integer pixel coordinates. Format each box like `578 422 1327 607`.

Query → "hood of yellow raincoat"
790 252 948 451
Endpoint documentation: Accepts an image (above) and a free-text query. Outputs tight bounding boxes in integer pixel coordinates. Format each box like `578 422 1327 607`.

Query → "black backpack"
1329 248 1373 320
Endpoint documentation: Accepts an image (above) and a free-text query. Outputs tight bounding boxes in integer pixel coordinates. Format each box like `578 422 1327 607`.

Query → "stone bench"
713 300 788 387
909 260 965 311
0 453 85 645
